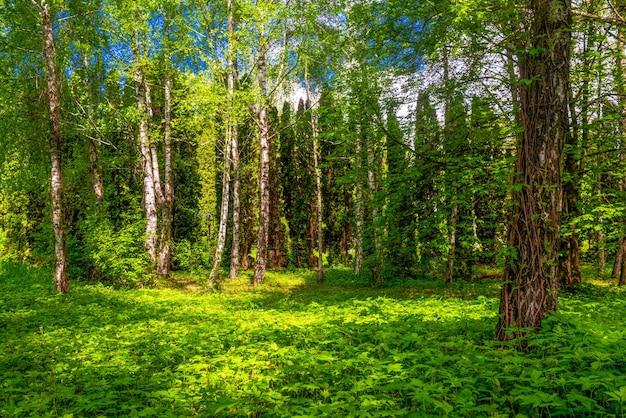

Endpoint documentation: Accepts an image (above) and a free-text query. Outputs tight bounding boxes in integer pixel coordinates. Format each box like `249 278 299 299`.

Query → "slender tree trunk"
145 81 165 208
230 125 241 278
208 131 231 285
620 239 626 286
614 26 626 282
228 0 241 279
442 46 457 285
495 0 570 343
158 14 174 278
613 238 624 278
366 137 382 284
444 205 458 284
253 28 270 285
304 78 324 283
82 54 104 206
134 30 158 264
313 131 324 283
354 133 364 274
38 0 68 293
561 86 581 285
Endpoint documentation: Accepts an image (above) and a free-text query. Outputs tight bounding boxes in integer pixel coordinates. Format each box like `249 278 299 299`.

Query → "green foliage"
1 264 625 417
80 215 150 287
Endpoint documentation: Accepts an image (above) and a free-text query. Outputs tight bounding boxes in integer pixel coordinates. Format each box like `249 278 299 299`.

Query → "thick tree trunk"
495 0 570 343
134 31 158 264
253 31 270 285
39 0 69 293
157 17 174 278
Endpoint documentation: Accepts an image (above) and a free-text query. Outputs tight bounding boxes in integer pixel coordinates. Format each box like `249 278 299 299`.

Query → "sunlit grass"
1 263 625 417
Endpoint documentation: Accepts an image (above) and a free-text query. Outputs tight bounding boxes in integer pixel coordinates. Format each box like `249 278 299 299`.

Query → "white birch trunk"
38 0 69 293
253 26 270 285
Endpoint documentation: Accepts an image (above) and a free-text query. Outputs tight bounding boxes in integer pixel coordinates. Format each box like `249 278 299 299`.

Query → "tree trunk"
313 125 324 283
444 205 458 284
354 133 364 274
305 67 324 283
39 0 69 293
442 45 457 285
620 239 626 286
230 125 241 278
366 137 382 284
614 26 626 282
208 130 231 285
613 238 624 278
227 0 241 280
253 28 270 285
495 0 570 343
134 29 158 265
158 13 174 278
82 54 104 206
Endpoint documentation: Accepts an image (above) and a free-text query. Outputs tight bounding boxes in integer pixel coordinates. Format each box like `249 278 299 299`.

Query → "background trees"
0 1 625 329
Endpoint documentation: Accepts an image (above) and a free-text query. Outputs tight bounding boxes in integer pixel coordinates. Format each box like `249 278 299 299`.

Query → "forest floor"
1 263 625 417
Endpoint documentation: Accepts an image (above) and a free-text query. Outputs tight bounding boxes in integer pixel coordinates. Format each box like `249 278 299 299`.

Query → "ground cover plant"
1 263 625 417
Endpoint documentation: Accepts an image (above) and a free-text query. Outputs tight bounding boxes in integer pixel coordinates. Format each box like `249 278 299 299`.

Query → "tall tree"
33 0 69 293
252 13 270 285
495 0 571 342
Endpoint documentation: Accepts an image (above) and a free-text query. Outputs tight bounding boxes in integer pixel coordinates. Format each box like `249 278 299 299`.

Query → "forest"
1 0 626 416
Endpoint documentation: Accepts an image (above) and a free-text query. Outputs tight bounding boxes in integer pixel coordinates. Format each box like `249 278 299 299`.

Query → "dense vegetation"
2 0 626 414
1 263 625 417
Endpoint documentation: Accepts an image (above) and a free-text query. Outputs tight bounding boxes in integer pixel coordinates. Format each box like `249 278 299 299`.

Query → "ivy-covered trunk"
495 0 571 342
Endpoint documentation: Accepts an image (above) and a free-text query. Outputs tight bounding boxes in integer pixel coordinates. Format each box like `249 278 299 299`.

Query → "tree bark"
616 239 626 286
495 0 571 343
228 0 241 279
442 45 457 285
82 54 104 206
39 0 69 293
157 13 174 278
366 135 382 284
134 29 158 265
305 67 324 283
253 27 270 285
354 133 364 274
208 128 231 286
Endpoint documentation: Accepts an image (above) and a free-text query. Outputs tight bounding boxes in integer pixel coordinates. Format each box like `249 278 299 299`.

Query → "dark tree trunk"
495 0 571 343
618 239 626 286
39 0 69 293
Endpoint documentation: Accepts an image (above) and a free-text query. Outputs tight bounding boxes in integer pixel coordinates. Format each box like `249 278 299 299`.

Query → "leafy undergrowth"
1 264 625 417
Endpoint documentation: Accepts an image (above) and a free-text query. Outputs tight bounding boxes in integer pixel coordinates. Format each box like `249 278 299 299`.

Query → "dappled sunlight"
2 264 626 416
